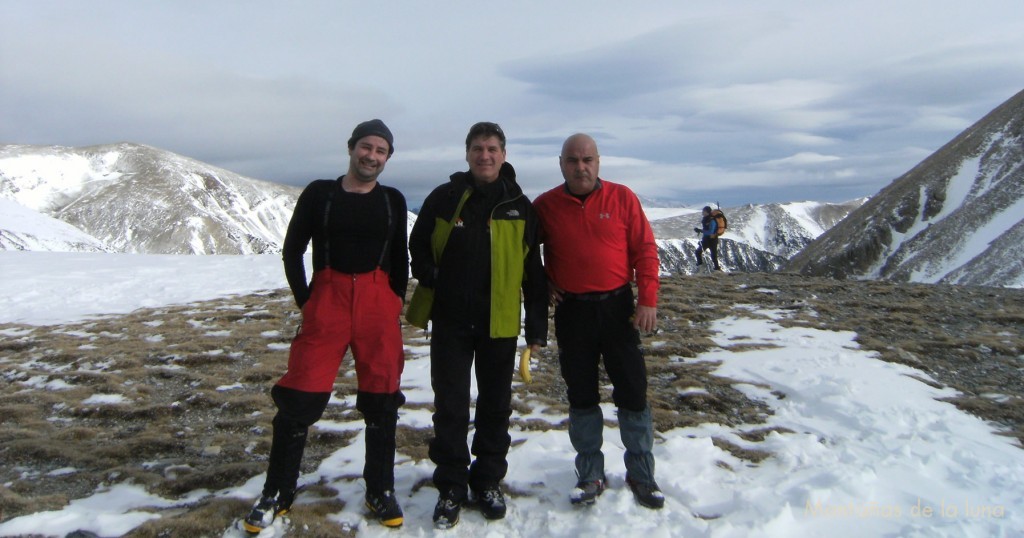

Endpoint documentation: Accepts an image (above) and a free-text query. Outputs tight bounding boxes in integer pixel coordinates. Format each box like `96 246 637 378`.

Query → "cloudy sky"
2 1 1022 208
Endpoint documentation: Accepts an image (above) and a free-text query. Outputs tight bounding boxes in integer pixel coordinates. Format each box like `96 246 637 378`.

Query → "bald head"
561 133 598 155
559 133 601 196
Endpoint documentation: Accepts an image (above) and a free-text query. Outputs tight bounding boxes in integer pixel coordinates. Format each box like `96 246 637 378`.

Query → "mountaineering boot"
433 489 465 529
569 476 606 506
568 405 606 501
473 485 507 520
626 476 665 509
365 490 404 527
242 493 291 533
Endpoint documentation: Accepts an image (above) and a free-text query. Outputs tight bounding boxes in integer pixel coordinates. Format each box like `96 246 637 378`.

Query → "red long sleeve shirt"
533 180 660 307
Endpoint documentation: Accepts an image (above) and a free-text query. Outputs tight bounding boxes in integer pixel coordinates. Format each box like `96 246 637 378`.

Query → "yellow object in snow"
519 347 532 384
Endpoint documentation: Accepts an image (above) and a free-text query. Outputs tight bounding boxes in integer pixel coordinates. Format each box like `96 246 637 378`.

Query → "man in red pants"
243 119 410 532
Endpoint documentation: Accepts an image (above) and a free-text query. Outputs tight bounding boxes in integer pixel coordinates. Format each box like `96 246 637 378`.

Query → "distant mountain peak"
1 143 302 254
0 143 433 257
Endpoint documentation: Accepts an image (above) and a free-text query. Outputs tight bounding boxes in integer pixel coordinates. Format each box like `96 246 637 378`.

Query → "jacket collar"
450 161 521 198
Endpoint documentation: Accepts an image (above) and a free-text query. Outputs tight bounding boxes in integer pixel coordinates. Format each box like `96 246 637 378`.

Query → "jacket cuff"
637 289 658 308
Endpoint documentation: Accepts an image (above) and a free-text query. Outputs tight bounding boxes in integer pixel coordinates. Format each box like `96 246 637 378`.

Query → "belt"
562 285 630 302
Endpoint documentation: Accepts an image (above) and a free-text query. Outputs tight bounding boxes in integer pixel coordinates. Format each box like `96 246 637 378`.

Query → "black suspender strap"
378 187 393 268
321 180 339 267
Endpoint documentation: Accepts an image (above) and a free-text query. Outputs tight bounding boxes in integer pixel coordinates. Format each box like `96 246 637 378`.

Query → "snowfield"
0 252 1021 537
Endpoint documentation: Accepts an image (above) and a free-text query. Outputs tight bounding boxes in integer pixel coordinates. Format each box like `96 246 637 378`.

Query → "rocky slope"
787 89 1024 288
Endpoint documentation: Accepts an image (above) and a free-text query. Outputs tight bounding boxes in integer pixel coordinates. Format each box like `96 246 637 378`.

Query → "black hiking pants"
696 236 720 269
428 318 517 497
555 286 655 483
554 286 648 412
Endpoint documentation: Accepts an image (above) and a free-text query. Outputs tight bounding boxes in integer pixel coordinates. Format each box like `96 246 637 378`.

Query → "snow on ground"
0 252 1022 537
0 149 120 211
778 201 830 237
0 198 110 252
0 251 287 325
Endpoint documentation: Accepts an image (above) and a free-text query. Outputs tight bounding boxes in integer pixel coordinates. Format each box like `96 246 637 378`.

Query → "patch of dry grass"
711 437 772 464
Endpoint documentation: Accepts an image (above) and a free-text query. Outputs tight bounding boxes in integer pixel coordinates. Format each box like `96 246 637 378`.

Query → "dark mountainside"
1 273 1021 536
787 89 1024 287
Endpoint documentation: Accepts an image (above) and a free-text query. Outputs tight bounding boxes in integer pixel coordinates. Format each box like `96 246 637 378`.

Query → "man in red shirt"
533 133 664 510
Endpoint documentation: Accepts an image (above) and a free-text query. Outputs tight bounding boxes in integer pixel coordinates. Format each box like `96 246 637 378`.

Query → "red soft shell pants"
277 268 404 394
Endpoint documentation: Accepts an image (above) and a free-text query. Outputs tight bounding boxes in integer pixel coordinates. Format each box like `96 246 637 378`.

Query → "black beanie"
348 119 394 156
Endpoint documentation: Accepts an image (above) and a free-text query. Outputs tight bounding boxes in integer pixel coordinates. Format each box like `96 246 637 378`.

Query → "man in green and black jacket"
408 121 547 529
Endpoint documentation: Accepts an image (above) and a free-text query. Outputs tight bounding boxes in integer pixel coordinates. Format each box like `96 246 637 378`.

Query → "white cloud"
775 132 840 147
759 152 843 167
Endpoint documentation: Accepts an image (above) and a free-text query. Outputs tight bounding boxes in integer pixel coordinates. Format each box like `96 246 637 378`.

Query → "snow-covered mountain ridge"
0 143 301 254
0 197 112 253
0 143 861 273
6 86 1021 285
0 143 418 255
787 89 1024 288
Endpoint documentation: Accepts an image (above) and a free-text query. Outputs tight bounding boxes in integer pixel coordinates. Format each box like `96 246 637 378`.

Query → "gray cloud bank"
2 1 1022 208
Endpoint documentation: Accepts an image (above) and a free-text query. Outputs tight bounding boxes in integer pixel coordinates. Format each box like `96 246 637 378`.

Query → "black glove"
694 227 702 233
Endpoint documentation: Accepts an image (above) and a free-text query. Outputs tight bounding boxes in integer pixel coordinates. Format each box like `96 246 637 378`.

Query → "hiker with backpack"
694 205 724 271
242 120 410 532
